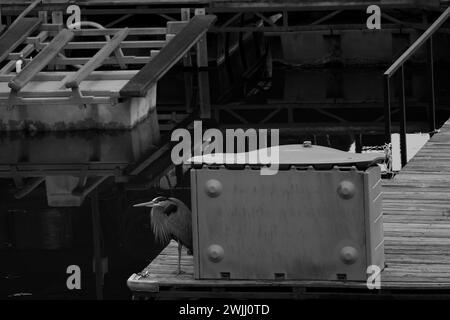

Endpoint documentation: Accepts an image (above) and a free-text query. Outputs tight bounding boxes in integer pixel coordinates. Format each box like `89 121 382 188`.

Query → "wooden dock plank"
64 28 129 89
8 29 74 91
120 15 216 97
0 17 42 64
380 118 450 287
129 118 450 297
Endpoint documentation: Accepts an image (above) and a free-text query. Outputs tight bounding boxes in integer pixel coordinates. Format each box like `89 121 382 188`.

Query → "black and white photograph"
0 0 450 310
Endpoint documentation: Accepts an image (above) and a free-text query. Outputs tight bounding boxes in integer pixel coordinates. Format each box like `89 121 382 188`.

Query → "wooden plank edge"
8 29 74 91
127 273 160 293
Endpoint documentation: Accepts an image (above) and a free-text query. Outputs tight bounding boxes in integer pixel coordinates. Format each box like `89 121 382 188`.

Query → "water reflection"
0 118 165 299
0 117 160 165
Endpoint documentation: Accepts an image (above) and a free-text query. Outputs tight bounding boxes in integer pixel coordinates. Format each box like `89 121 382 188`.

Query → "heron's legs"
176 240 184 275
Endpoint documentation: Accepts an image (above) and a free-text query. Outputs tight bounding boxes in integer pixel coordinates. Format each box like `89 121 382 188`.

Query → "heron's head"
133 196 178 215
133 196 179 243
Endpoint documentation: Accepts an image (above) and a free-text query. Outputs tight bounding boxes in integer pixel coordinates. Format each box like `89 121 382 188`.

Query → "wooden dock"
127 118 450 299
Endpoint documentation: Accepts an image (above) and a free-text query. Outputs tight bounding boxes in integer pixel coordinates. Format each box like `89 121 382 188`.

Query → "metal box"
190 144 385 281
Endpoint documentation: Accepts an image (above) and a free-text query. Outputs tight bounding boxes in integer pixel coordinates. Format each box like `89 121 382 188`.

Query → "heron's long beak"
133 201 158 207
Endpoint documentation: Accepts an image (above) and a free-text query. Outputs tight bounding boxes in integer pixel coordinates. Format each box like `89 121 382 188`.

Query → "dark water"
0 120 172 299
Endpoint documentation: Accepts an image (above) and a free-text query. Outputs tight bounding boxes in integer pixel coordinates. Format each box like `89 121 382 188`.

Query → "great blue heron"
134 196 192 274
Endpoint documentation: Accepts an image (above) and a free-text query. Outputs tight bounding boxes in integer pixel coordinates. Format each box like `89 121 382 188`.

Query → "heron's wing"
166 199 193 251
150 207 172 244
163 203 178 215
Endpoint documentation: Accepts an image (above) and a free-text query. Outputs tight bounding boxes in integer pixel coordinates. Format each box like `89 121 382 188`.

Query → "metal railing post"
382 6 450 168
427 36 436 134
383 75 392 143
399 65 407 167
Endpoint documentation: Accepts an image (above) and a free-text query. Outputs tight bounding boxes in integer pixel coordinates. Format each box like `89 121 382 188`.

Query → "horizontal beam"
53 55 149 65
0 89 120 99
42 26 167 36
217 23 415 33
0 1 440 16
40 40 166 50
0 70 137 82
65 28 129 88
208 1 440 10
0 96 116 106
0 163 128 178
9 29 74 91
217 121 431 133
120 15 217 97
213 100 436 110
167 21 188 34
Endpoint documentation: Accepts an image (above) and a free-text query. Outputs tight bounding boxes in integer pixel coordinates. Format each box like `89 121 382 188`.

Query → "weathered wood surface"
128 118 450 296
382 119 450 284
65 28 129 88
120 15 216 97
9 29 74 91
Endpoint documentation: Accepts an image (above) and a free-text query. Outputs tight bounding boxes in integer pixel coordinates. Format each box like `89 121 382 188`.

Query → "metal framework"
383 5 450 167
0 20 173 107
1 0 449 193
0 0 447 34
0 3 216 200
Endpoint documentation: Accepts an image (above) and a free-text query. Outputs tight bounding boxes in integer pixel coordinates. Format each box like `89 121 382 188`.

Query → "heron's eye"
153 196 168 203
163 204 178 216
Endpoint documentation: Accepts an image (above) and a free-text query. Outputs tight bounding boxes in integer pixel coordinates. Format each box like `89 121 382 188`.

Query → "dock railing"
384 6 450 168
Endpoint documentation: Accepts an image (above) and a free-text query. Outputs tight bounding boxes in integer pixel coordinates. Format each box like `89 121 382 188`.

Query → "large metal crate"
189 144 385 281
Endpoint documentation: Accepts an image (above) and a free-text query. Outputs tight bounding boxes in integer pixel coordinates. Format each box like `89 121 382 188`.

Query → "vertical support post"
91 189 104 300
214 104 220 122
283 10 288 30
426 36 436 134
355 134 362 153
399 65 407 168
52 11 63 28
287 106 293 123
238 14 248 70
38 11 47 23
181 8 193 114
224 32 234 82
383 75 392 143
195 8 211 119
51 11 64 71
175 165 184 187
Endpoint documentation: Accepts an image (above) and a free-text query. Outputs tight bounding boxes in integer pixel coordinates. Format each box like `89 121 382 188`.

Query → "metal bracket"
7 89 18 110
72 87 89 109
